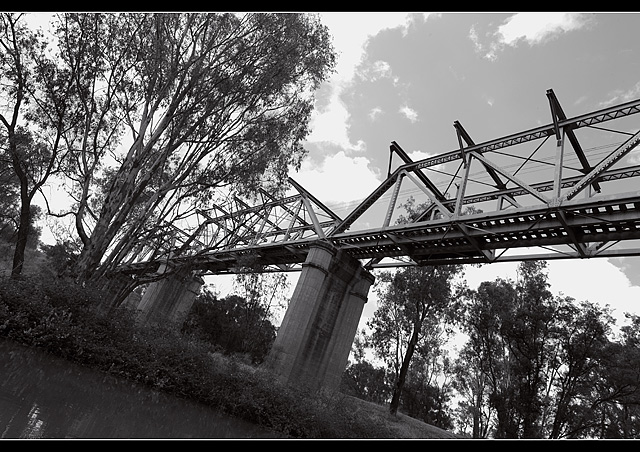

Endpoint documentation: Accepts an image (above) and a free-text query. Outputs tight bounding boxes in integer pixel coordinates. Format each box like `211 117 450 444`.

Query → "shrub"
181 292 276 363
0 275 397 438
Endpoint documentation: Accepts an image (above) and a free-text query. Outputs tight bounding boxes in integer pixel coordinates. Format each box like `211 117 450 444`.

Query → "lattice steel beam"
116 90 640 277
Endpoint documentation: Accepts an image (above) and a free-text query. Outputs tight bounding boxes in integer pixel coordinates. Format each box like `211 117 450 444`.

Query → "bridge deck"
120 189 640 275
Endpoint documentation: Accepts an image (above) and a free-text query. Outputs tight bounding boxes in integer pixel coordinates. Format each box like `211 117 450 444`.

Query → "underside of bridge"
117 89 640 391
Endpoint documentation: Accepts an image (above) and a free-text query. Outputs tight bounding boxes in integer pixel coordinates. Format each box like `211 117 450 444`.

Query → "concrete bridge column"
265 240 375 392
134 264 204 330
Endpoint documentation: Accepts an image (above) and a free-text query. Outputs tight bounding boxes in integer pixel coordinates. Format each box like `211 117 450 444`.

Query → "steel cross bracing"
119 177 344 275
118 89 640 277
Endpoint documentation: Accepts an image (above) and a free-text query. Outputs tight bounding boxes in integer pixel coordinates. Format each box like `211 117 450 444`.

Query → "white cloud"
471 13 592 61
294 151 381 205
469 24 499 62
371 60 393 79
468 25 482 53
600 80 640 108
306 14 413 155
408 150 432 162
400 105 419 123
307 94 365 152
368 107 383 121
497 12 590 46
359 60 400 84
319 13 412 83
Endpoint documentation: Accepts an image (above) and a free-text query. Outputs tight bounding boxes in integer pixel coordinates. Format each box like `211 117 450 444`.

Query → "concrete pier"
265 240 375 392
134 264 204 329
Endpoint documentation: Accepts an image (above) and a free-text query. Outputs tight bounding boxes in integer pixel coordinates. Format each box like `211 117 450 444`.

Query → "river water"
0 339 282 439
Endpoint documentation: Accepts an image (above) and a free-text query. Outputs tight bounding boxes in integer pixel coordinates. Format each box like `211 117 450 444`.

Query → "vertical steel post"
384 172 405 227
300 194 325 239
553 127 566 201
454 153 471 218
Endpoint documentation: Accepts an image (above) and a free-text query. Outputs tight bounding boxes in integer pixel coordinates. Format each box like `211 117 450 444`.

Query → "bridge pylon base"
134 263 204 329
265 240 374 392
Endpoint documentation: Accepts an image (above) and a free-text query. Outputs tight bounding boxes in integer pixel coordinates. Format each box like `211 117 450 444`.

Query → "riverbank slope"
343 396 461 439
0 247 462 439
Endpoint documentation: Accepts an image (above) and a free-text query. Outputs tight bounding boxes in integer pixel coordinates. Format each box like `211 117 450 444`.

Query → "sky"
21 12 640 335
281 12 640 334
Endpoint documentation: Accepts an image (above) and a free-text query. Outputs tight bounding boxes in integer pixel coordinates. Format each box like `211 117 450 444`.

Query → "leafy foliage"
35 12 338 283
451 261 628 438
181 288 277 364
0 14 72 277
39 239 81 277
0 274 397 438
350 255 640 438
340 360 391 405
367 264 464 416
0 12 337 283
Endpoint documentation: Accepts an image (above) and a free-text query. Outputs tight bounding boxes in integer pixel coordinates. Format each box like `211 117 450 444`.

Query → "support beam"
384 172 405 227
469 151 551 204
454 121 507 190
563 129 640 201
288 177 343 223
552 127 566 201
390 141 447 202
555 209 588 257
300 194 326 238
547 88 601 193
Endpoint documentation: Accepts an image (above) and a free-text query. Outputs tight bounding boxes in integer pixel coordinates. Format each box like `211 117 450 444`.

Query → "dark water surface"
0 339 282 439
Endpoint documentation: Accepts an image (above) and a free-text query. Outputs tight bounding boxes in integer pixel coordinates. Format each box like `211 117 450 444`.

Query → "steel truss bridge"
118 89 640 278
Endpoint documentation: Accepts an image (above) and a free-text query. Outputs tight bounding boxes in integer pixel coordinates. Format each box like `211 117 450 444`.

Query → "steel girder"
118 180 342 275
333 191 640 264
117 89 640 277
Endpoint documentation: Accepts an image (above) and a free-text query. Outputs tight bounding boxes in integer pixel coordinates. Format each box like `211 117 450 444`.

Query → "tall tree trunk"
389 326 420 416
75 238 109 283
10 197 30 278
9 137 30 279
473 389 482 438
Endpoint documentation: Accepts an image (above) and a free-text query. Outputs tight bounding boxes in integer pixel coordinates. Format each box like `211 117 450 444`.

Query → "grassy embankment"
0 245 460 439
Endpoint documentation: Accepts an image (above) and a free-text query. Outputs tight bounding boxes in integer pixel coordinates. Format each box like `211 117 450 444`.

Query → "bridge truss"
118 89 640 278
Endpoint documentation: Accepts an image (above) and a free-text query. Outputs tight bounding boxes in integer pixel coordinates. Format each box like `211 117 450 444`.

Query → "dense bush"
39 241 80 278
340 360 391 405
0 275 393 439
182 291 277 363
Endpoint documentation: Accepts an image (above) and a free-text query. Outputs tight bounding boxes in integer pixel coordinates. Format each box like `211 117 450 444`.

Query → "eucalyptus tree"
506 260 556 438
368 264 464 416
457 261 621 438
43 13 336 285
564 313 640 438
0 13 78 277
544 299 614 438
0 162 19 238
400 349 456 429
233 269 291 327
452 341 494 438
460 276 520 437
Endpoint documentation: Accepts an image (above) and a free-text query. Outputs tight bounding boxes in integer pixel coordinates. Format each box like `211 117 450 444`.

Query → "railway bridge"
116 89 640 391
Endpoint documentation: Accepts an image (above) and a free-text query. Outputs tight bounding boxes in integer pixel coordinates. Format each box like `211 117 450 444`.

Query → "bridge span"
117 90 640 391
119 89 640 277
